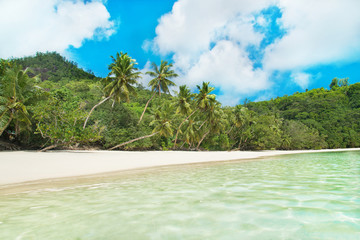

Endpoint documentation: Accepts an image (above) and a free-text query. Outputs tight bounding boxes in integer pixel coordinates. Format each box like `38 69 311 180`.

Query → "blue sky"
1 0 360 106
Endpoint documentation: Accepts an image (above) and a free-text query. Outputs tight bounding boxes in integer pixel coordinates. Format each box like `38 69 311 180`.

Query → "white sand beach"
0 148 359 187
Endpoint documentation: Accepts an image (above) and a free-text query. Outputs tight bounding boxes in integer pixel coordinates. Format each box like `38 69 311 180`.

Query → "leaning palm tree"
83 52 141 128
181 119 200 149
109 103 173 150
173 85 194 148
173 82 216 149
196 103 225 150
138 60 178 124
0 65 37 136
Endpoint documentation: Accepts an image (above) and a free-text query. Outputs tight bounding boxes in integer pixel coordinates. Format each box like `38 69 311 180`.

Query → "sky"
1 0 360 106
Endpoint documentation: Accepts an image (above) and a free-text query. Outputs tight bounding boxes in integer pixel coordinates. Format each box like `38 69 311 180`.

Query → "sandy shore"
0 148 359 187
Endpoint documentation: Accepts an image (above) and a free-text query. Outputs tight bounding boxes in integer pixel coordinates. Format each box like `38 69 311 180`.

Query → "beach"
0 148 359 188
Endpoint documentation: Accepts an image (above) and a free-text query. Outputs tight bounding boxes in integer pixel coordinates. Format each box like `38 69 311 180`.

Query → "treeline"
0 52 359 151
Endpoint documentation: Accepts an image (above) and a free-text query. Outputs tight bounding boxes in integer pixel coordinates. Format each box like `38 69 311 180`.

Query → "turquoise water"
0 151 359 239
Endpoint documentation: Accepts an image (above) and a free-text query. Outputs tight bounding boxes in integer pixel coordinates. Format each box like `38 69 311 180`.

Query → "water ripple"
0 151 359 239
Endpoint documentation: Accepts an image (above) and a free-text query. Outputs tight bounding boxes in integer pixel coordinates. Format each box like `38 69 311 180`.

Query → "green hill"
246 83 360 149
13 52 98 82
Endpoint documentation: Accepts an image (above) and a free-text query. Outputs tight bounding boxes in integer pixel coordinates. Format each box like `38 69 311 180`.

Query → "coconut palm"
173 82 216 149
195 82 216 112
173 85 195 148
138 60 178 123
109 103 173 150
196 103 225 150
181 119 200 149
0 65 38 136
83 52 141 128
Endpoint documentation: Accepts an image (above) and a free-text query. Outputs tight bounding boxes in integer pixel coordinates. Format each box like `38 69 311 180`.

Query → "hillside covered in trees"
1 52 359 151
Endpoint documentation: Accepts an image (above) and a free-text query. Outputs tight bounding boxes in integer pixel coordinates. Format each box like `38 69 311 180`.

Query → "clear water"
0 151 359 240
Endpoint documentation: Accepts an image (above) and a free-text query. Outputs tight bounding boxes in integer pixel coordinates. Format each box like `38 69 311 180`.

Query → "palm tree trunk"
83 95 112 129
173 108 198 149
197 120 207 131
109 131 159 150
39 144 59 152
226 125 234 135
138 91 156 124
196 130 210 150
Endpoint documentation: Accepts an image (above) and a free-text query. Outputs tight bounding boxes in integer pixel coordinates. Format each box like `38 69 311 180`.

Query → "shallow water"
0 151 359 239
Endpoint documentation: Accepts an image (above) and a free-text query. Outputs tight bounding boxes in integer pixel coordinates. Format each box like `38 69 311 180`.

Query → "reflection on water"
0 151 359 239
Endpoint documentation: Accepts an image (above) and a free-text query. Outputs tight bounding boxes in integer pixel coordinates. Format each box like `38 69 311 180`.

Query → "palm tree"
138 60 178 124
173 82 216 149
83 52 141 128
196 103 225 150
181 119 200 149
173 85 194 148
109 103 173 150
0 65 37 136
195 82 216 112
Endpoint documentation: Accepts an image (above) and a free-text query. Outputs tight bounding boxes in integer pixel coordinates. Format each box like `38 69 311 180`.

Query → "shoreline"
0 148 359 193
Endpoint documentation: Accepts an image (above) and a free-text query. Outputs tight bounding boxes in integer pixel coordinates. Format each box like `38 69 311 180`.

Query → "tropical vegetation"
1 52 359 151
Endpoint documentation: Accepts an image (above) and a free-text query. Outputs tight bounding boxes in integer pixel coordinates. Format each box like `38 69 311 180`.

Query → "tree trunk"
197 120 207 131
83 96 111 129
173 108 198 149
226 125 234 135
39 144 59 152
196 130 210 150
109 131 159 150
138 91 157 124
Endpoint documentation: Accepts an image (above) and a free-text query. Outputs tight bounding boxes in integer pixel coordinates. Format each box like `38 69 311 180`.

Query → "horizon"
1 0 360 106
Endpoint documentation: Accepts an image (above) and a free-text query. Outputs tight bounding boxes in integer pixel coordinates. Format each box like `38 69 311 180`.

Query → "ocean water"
0 151 359 239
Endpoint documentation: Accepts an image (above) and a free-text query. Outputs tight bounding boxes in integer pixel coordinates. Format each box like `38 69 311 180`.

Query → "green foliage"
1 52 359 151
347 83 360 108
0 65 40 138
330 77 349 90
104 52 142 103
94 102 153 149
31 88 101 148
247 80 360 149
281 120 327 150
146 60 178 95
12 52 97 82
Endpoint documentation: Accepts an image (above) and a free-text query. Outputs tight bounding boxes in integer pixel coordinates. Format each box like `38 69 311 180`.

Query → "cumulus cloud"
149 0 273 105
263 0 360 71
184 40 269 94
148 0 360 105
153 0 271 56
0 0 115 59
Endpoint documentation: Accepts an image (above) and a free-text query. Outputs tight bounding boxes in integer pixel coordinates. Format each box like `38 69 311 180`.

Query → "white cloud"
139 60 153 87
263 0 360 70
183 40 269 96
0 0 115 59
153 0 272 55
291 72 311 89
149 0 360 105
150 0 273 105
